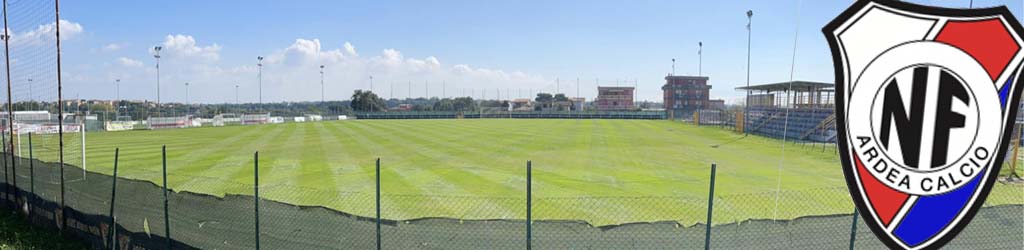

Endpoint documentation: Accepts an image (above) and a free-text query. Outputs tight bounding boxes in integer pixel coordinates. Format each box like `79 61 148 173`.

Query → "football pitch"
28 119 1022 225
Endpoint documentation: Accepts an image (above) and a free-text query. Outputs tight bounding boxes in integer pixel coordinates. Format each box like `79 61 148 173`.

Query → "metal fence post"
254 151 260 250
1 132 6 208
704 163 717 250
108 148 119 250
526 160 532 250
849 208 859 250
375 158 381 250
162 145 171 249
27 132 32 217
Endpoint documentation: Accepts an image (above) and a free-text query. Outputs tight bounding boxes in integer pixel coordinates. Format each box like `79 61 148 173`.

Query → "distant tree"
350 90 387 112
553 93 569 102
534 93 553 104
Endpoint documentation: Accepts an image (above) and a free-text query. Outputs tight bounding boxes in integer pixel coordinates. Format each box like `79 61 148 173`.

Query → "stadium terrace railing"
0 142 1020 249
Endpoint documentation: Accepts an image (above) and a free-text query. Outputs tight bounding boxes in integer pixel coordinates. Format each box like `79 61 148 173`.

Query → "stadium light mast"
671 58 675 76
26 78 32 107
698 42 703 76
320 65 325 114
114 79 120 102
369 75 374 93
115 79 120 119
235 84 239 105
154 46 162 115
744 10 753 136
257 56 263 113
184 82 190 115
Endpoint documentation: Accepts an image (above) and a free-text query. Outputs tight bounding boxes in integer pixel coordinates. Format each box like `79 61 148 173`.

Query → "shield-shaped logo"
824 0 1024 249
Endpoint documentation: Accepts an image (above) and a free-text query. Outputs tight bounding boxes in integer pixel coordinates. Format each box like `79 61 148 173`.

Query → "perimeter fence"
0 148 1020 249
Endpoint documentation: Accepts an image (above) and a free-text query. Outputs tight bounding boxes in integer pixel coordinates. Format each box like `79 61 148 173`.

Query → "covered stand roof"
734 81 834 92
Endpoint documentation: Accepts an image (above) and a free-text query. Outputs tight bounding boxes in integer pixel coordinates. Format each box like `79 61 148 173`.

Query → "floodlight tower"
319 65 325 105
115 79 120 119
26 78 32 109
154 46 162 115
257 56 263 112
184 82 190 115
671 58 675 76
698 42 703 76
235 84 239 105
744 10 753 135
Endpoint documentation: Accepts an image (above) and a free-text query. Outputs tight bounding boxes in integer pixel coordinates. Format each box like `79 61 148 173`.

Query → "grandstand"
736 81 836 142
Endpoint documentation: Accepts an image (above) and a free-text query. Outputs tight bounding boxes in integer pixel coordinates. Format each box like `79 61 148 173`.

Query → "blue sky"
37 0 1023 103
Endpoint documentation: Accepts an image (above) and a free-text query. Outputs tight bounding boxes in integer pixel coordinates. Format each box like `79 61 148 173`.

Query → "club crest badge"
823 0 1024 249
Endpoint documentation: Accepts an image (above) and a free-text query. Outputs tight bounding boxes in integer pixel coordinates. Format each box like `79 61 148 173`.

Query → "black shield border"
822 0 1024 249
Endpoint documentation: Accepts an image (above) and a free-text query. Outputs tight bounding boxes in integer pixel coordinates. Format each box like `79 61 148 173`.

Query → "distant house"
569 97 585 110
708 99 726 110
511 99 533 111
662 75 711 119
595 87 635 111
393 104 414 111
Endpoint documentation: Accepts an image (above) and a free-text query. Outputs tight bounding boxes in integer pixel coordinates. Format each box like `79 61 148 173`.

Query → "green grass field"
23 119 1023 225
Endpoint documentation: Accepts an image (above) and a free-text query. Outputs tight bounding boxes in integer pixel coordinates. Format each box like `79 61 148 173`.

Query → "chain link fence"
0 152 1020 249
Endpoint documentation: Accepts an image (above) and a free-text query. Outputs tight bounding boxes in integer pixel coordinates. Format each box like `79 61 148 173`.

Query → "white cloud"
11 19 84 46
267 38 354 66
157 34 221 61
343 42 357 56
70 36 551 103
116 57 143 67
102 43 122 52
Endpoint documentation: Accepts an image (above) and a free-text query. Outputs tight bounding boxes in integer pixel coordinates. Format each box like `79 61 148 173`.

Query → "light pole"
671 58 675 76
698 42 703 76
320 65 325 115
235 84 239 105
319 65 325 105
154 46 162 116
744 10 753 135
257 56 263 113
184 82 190 115
369 75 374 93
26 78 32 110
115 79 120 120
